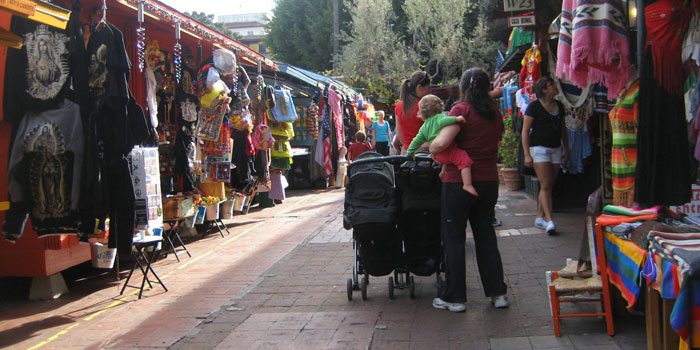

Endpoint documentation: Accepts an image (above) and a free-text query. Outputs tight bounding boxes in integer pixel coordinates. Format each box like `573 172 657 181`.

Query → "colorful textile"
645 0 691 96
505 27 534 57
596 213 658 226
519 46 541 88
313 106 333 177
593 84 616 113
608 81 639 206
603 231 647 308
648 231 700 278
493 71 516 88
556 0 631 97
602 204 660 216
328 88 345 148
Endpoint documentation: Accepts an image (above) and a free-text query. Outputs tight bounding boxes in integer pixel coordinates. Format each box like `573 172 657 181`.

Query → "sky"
160 0 276 20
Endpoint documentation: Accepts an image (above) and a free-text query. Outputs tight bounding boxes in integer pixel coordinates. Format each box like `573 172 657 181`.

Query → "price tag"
503 0 535 12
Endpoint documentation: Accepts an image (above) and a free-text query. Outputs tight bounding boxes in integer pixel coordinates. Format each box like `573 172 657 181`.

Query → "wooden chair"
549 222 615 336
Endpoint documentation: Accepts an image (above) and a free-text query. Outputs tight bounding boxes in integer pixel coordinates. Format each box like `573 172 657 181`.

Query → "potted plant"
498 114 521 190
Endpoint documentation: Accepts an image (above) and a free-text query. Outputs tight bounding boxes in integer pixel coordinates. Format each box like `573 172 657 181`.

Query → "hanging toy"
136 0 146 72
173 21 182 83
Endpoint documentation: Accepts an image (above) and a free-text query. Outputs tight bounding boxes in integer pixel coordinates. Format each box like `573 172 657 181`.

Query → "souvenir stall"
547 0 700 347
0 0 277 298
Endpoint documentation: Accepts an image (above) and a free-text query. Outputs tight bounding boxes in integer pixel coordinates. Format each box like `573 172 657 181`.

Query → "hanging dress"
609 81 640 206
635 0 692 206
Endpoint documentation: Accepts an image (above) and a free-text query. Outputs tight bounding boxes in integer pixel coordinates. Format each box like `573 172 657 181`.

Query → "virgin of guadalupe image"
24 25 69 100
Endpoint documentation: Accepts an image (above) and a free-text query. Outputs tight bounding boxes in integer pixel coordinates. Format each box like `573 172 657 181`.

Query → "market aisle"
0 188 345 350
170 188 647 350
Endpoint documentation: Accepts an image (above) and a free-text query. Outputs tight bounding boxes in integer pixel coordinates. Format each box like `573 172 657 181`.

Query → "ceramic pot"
501 167 521 190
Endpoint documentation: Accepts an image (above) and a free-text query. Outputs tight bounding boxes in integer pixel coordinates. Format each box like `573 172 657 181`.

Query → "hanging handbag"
253 112 275 150
270 86 298 122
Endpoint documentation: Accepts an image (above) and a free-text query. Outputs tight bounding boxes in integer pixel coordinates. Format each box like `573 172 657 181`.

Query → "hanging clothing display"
683 9 700 66
609 80 640 206
327 88 345 149
556 79 594 175
505 27 534 57
636 0 692 206
556 0 632 97
3 13 84 124
175 64 199 192
593 84 616 113
519 46 541 88
3 100 83 241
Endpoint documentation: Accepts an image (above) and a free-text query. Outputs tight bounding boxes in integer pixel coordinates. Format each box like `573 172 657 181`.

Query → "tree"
462 17 504 75
335 0 417 103
403 0 469 84
185 12 240 40
264 0 351 71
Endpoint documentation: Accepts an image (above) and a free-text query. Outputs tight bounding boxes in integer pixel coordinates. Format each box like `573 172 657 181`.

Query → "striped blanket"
646 231 700 349
603 231 647 308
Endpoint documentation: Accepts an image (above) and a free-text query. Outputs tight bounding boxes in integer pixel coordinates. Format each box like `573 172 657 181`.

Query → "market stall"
0 0 278 299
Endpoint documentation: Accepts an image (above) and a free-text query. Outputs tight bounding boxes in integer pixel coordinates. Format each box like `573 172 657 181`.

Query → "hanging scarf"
646 0 691 96
556 0 631 97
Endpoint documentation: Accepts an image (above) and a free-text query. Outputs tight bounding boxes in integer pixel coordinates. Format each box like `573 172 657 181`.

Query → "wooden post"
645 286 662 350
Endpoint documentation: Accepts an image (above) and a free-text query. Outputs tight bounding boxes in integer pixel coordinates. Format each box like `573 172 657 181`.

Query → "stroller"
344 152 444 300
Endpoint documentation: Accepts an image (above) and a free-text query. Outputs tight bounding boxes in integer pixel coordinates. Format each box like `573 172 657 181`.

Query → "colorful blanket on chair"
602 231 647 308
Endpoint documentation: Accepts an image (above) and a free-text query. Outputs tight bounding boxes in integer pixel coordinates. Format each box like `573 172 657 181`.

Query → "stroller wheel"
347 278 353 301
388 277 394 299
409 276 416 299
360 278 368 300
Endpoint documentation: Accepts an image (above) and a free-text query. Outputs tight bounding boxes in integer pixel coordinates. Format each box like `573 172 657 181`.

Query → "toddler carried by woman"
406 94 477 196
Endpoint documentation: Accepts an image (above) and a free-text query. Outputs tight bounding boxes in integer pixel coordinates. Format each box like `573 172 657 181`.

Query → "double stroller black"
343 152 444 300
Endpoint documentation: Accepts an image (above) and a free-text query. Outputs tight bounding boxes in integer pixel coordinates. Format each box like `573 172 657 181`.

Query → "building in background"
219 13 269 56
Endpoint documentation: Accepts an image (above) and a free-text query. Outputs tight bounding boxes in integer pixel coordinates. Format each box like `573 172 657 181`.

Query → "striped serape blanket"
602 230 647 308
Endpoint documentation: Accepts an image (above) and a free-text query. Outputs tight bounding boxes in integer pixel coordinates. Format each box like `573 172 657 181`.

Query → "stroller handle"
347 154 434 171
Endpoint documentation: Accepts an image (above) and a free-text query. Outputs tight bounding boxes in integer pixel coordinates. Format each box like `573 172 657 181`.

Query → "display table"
596 220 693 350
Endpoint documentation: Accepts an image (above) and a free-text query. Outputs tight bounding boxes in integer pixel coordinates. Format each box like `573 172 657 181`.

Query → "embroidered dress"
635 0 692 206
556 0 631 97
608 81 639 206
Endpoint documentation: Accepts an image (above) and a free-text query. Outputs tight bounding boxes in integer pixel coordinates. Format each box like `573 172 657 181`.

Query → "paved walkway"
0 186 646 349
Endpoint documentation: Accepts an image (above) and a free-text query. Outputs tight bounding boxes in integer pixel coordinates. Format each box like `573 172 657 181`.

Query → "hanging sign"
508 14 536 27
503 0 535 12
0 0 36 17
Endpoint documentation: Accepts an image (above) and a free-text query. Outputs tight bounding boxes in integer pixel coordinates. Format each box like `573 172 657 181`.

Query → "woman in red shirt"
428 68 509 312
393 71 432 154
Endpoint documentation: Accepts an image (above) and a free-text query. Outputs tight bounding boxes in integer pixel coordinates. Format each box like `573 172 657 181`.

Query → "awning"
117 0 277 71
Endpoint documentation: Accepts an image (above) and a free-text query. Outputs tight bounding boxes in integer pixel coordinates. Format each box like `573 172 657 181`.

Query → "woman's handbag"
269 86 298 122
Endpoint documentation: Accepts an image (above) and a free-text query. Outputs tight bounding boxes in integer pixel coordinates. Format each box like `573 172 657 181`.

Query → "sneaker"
492 218 502 227
545 221 556 235
535 217 547 228
491 295 509 309
432 298 466 312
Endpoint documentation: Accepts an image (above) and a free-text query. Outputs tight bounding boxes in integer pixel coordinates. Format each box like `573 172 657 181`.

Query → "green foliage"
185 12 240 40
498 114 519 168
264 0 351 71
462 18 505 76
335 0 417 103
404 0 468 84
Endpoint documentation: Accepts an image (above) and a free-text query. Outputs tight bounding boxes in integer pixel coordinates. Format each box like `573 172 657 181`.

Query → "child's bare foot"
463 185 478 196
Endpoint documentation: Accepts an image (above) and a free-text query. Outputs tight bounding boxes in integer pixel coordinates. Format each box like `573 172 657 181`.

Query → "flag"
495 49 505 73
314 106 334 177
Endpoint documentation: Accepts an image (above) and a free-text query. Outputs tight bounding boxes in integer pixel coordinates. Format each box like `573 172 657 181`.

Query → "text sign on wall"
0 0 36 16
508 15 536 27
670 184 700 218
503 0 535 12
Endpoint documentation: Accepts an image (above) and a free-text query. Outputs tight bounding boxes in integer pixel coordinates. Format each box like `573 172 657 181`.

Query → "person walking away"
521 76 569 235
347 131 371 162
370 111 392 156
406 95 477 196
393 71 432 153
428 68 509 312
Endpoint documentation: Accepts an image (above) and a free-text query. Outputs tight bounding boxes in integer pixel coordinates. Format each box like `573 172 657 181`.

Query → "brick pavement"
0 186 647 349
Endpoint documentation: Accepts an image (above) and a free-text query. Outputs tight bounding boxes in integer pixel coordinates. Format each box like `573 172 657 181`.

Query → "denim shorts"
529 146 562 164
